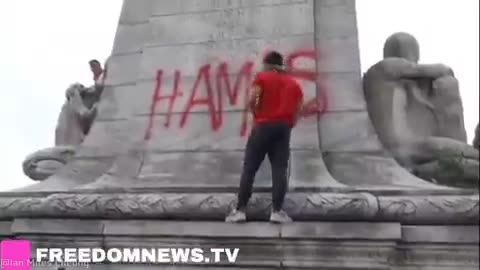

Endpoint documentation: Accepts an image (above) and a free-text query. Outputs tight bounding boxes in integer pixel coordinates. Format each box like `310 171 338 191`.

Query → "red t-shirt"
252 71 303 127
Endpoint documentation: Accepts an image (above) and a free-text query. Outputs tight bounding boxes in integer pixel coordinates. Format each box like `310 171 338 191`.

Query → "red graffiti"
144 70 183 140
179 64 217 131
144 49 328 141
286 50 328 117
215 61 255 137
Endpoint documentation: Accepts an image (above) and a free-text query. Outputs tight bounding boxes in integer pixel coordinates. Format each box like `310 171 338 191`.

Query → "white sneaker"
225 209 246 223
270 209 292 224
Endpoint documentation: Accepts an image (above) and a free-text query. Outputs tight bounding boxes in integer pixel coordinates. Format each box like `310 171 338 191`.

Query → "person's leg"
236 125 270 210
226 124 270 222
267 122 292 222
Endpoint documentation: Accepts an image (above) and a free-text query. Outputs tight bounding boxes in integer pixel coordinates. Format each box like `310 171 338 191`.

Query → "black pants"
236 121 291 211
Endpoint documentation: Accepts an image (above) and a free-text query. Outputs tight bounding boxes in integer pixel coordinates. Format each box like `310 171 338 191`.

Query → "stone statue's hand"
65 83 85 99
65 86 76 99
90 103 98 114
431 64 454 78
78 107 90 118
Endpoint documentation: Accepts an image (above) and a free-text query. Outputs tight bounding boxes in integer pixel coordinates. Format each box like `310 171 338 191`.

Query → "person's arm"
248 74 264 113
247 85 261 112
292 85 304 127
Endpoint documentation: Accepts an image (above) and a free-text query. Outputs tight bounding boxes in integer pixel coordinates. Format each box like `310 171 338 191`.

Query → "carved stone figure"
474 123 479 150
23 83 103 181
363 32 479 188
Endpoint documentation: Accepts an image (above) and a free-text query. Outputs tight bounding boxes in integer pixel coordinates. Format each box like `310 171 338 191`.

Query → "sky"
0 0 478 191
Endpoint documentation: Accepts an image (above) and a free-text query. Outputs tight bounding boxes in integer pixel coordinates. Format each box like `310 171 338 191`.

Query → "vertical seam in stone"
312 0 322 150
136 148 146 177
132 0 153 179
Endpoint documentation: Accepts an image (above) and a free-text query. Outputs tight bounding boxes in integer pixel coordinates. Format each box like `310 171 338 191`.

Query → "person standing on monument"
226 51 304 224
89 59 105 87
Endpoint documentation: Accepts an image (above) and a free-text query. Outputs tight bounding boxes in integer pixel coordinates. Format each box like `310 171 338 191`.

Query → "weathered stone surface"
5 220 478 269
104 221 281 238
0 221 12 237
136 150 340 189
314 0 358 38
118 0 152 24
319 111 383 152
111 23 151 55
316 36 362 73
321 72 366 112
103 52 142 86
151 0 308 16
401 225 479 243
148 3 314 46
281 222 400 240
81 118 144 150
323 152 447 188
140 35 314 80
127 112 318 151
11 219 104 235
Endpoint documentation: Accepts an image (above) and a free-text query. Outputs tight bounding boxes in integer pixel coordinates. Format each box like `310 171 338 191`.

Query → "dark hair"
89 59 101 66
263 51 283 66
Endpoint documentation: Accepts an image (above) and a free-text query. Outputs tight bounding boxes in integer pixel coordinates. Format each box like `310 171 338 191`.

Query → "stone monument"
363 32 479 188
1 1 478 269
22 82 102 181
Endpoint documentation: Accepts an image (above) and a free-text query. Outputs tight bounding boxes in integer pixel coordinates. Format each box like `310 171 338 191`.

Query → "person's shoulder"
254 71 270 81
255 71 270 77
285 75 300 87
285 75 302 95
257 71 279 82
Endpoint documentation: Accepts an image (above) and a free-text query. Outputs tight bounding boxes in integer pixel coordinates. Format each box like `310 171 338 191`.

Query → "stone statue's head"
383 32 420 63
65 83 85 100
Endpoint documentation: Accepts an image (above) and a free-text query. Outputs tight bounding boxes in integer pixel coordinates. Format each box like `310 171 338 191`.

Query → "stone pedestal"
1 220 478 269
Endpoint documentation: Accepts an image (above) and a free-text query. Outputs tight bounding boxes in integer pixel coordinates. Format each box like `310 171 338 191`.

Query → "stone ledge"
0 192 477 225
402 225 479 244
104 221 280 238
281 222 400 240
0 221 12 236
11 219 104 235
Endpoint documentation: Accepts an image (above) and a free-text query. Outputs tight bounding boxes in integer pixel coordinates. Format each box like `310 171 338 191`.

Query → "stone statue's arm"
381 59 454 80
67 87 97 120
473 124 480 150
412 63 454 79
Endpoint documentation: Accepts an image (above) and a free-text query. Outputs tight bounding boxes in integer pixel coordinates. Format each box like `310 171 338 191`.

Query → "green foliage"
437 153 468 178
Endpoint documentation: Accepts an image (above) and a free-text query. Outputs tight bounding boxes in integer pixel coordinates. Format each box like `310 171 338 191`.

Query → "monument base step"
0 191 478 224
0 220 478 269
